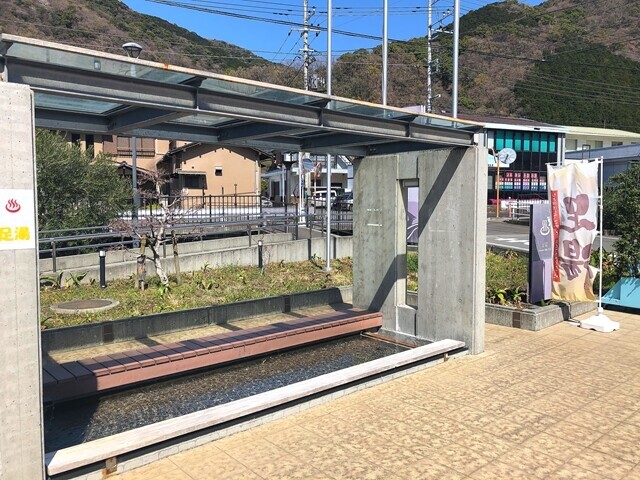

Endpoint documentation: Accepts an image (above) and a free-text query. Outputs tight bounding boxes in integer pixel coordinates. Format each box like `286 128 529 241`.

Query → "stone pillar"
353 147 486 354
0 83 45 479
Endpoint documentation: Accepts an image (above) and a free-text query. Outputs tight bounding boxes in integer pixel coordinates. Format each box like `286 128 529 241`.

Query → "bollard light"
99 249 107 288
257 240 264 270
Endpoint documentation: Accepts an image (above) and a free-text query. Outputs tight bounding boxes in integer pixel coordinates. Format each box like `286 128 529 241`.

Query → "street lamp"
281 154 297 214
122 42 143 227
122 42 143 59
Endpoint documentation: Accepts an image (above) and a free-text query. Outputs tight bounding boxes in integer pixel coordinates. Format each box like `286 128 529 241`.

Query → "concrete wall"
42 234 353 284
0 84 45 478
40 233 293 273
42 286 353 354
353 147 486 354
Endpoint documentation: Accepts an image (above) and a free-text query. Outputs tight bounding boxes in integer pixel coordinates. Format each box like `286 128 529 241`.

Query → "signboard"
0 189 36 250
548 163 599 301
487 153 511 168
528 203 552 303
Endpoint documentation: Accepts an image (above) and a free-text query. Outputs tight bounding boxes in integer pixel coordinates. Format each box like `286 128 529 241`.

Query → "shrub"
486 250 527 305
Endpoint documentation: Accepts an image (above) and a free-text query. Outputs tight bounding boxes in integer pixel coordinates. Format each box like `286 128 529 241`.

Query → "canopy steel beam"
35 109 109 133
8 61 197 109
128 124 219 143
216 122 312 142
3 41 478 154
108 107 190 133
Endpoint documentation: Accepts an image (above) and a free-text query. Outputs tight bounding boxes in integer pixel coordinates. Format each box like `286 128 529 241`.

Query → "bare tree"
111 169 187 287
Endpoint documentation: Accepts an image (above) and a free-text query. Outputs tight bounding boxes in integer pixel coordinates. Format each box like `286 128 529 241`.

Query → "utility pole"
326 0 333 272
427 0 433 113
301 0 314 90
452 0 460 117
382 0 388 105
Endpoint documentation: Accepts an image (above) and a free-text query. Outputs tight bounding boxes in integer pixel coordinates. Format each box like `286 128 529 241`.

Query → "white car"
312 190 337 208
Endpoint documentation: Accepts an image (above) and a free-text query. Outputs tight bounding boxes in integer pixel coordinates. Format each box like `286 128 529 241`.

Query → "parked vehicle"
261 196 273 207
333 192 353 211
312 190 337 208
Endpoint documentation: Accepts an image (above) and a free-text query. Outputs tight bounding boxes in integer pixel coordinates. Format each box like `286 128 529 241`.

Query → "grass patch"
407 250 528 305
407 251 418 292
40 258 353 329
486 250 528 305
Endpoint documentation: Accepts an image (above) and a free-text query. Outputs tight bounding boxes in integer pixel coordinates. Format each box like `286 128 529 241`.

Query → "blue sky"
122 0 545 62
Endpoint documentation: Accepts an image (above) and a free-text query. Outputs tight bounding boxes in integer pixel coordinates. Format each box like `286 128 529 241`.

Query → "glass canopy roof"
0 34 481 156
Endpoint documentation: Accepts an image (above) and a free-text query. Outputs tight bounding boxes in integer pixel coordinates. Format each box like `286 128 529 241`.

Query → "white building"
564 126 640 152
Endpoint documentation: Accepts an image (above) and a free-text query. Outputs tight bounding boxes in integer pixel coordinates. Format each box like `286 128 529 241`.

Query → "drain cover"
51 299 119 314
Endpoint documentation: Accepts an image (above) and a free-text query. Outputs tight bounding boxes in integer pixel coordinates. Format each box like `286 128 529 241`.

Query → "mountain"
3 0 639 131
0 0 267 72
328 0 640 132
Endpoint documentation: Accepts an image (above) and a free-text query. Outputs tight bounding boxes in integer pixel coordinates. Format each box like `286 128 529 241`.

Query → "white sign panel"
0 189 37 250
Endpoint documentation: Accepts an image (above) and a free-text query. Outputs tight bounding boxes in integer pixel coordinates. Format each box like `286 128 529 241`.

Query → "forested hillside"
3 0 640 131
0 0 265 72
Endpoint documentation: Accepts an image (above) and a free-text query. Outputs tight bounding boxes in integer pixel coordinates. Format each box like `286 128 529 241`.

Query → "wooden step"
43 309 382 402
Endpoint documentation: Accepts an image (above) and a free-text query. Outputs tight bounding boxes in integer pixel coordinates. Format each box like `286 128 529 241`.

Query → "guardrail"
39 210 353 272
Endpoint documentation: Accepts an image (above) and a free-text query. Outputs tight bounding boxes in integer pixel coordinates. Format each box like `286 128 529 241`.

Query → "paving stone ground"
117 309 640 480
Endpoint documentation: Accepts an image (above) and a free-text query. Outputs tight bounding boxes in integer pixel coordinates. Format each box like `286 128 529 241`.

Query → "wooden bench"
43 308 382 402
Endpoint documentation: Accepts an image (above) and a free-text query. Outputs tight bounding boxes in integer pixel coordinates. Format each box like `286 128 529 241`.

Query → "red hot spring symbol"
5 199 21 213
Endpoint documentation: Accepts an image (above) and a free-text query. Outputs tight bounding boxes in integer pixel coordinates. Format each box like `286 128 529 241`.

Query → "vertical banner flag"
547 162 599 301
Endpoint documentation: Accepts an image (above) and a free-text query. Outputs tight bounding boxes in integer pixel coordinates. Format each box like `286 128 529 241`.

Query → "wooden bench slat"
180 340 211 356
59 361 94 381
105 352 143 371
92 355 127 374
126 350 158 368
42 369 57 387
77 358 111 377
43 362 76 383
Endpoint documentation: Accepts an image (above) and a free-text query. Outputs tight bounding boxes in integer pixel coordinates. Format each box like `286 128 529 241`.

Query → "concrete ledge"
373 291 596 332
485 301 597 330
40 235 353 284
45 338 465 477
41 286 353 354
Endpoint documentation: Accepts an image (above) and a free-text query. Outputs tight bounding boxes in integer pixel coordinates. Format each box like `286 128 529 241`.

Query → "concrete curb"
485 301 597 331
41 286 353 354
45 339 466 478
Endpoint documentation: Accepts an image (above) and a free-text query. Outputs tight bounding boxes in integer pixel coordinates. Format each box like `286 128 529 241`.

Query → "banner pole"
598 156 604 314
581 155 619 332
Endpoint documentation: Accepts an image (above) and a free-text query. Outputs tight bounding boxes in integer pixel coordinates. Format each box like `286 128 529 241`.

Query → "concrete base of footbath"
43 309 382 403
46 338 466 479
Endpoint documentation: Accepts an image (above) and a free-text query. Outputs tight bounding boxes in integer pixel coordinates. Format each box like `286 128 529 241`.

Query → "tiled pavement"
117 309 640 480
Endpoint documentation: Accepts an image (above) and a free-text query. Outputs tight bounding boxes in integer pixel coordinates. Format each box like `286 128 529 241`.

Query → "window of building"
612 141 623 146
595 141 603 148
183 175 204 190
116 137 156 157
495 130 557 154
215 167 223 176
566 139 578 150
86 134 95 157
71 134 81 145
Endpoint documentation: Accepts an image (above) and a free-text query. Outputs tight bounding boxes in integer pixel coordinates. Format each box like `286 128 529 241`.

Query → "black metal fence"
137 194 264 223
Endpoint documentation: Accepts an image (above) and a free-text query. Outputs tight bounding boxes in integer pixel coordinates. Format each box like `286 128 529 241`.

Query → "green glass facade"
492 129 560 196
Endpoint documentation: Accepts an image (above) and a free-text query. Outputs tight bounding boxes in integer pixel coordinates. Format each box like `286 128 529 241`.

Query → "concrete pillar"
0 83 45 479
416 147 486 354
353 147 486 354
